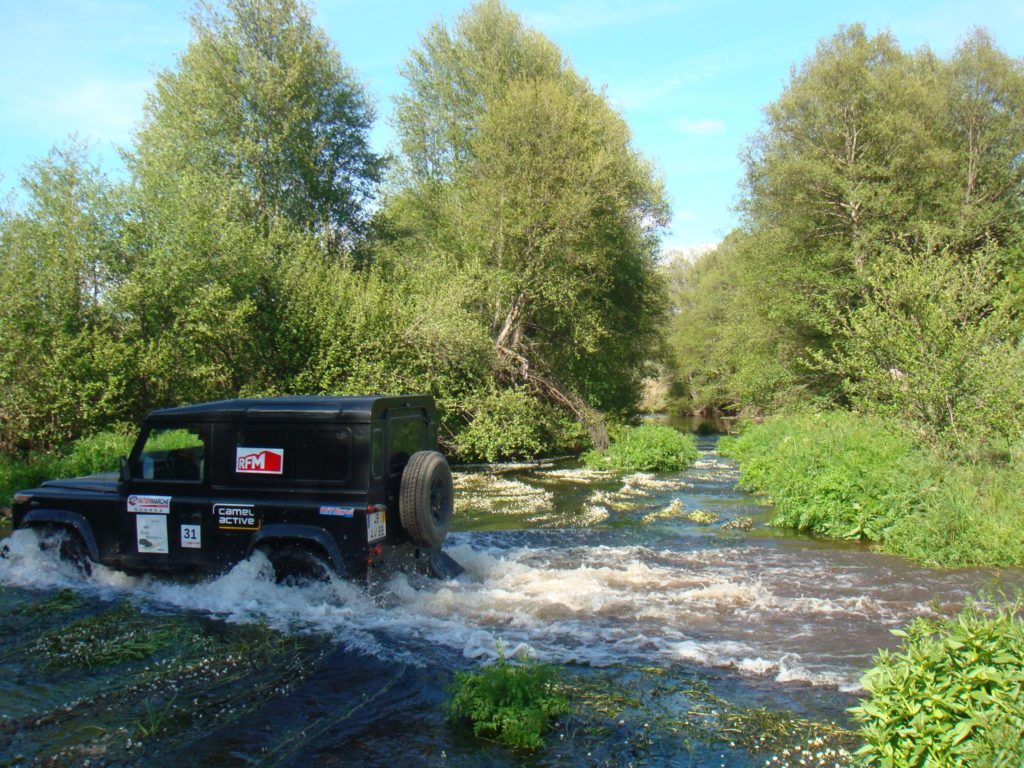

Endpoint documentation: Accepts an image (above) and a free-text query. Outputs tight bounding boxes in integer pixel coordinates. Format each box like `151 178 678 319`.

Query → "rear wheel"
399 451 454 548
261 544 332 585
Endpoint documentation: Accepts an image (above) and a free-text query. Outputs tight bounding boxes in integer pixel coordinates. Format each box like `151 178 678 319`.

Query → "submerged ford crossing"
11 395 462 582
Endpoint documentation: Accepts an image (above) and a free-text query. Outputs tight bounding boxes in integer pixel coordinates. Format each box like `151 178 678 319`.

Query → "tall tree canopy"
133 0 381 246
388 0 669 448
669 26 1024 449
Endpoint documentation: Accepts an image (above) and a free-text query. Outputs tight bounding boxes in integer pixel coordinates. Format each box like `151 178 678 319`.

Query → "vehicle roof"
146 395 435 423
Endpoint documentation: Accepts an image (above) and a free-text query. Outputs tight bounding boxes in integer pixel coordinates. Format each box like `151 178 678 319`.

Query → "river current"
0 431 1015 766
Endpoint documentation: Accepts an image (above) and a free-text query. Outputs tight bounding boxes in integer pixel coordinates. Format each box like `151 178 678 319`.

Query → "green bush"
448 650 569 750
453 389 580 463
0 428 135 508
853 601 1024 766
722 411 1024 567
582 424 698 472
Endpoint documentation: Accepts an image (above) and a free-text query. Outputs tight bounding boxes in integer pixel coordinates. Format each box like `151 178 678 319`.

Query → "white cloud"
676 117 725 135
526 1 692 34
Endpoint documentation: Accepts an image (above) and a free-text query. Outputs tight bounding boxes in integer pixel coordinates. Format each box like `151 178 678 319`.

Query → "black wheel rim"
429 476 450 526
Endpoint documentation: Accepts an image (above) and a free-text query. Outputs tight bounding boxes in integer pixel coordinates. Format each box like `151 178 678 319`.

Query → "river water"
0 429 1017 766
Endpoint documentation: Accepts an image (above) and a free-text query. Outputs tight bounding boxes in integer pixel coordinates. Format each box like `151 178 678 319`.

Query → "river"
0 426 1016 766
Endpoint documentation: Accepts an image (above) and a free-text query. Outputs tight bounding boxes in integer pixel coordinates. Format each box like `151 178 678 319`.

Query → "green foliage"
0 0 665 465
723 412 1024 567
819 247 1024 454
454 388 579 463
448 649 569 750
390 0 668 444
132 0 381 242
0 429 134 507
583 424 698 472
853 601 1024 766
667 26 1024 433
722 411 922 540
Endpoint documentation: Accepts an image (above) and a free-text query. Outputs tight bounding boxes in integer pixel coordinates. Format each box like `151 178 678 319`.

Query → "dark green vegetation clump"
583 425 698 472
721 412 1024 567
853 601 1024 766
448 652 569 750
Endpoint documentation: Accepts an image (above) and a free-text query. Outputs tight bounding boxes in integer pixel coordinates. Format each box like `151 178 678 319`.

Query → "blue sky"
2 0 1022 252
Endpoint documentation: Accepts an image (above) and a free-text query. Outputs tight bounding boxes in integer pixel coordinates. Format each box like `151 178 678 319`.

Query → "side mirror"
119 456 131 484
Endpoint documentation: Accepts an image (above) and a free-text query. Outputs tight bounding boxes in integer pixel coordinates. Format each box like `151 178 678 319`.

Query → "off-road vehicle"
10 395 462 582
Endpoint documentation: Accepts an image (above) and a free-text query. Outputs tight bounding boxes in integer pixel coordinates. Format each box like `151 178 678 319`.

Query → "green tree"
669 25 1024 433
133 0 381 247
389 0 669 448
0 143 134 451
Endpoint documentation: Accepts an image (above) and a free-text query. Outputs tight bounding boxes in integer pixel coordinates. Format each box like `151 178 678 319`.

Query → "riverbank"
719 410 1024 568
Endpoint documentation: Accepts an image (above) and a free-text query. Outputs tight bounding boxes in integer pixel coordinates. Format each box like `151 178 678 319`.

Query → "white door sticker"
367 510 386 542
181 524 201 549
128 494 172 514
137 514 169 554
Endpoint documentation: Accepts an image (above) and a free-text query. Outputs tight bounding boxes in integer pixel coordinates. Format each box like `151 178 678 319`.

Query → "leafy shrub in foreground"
853 602 1024 766
448 651 569 750
582 424 698 472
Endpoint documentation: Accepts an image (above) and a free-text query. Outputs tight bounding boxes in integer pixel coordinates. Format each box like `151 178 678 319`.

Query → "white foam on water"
0 527 948 691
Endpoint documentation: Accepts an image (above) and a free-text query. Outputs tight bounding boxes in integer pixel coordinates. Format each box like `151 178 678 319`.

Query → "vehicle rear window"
389 417 424 474
295 429 351 483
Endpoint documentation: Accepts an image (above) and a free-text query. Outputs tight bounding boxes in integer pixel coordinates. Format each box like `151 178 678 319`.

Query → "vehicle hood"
40 472 120 494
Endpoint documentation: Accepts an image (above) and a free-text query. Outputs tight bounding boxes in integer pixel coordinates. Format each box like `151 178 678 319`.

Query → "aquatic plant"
448 647 569 750
583 425 698 473
31 601 189 670
721 516 755 531
852 600 1024 766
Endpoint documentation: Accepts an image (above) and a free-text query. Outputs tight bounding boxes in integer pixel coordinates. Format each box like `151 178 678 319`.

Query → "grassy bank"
719 411 1024 567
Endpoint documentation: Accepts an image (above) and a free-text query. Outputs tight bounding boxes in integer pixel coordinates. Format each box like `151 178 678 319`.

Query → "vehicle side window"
233 428 288 479
388 417 424 475
295 429 351 482
133 426 206 482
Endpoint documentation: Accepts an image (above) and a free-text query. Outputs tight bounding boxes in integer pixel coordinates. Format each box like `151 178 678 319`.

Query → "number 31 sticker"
181 524 201 549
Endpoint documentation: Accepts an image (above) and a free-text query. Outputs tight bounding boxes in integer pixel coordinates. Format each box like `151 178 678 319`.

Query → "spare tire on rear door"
399 451 454 548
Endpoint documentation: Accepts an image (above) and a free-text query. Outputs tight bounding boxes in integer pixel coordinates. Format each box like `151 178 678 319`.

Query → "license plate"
367 510 386 542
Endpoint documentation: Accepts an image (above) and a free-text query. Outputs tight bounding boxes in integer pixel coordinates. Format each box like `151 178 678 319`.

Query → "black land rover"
10 395 462 582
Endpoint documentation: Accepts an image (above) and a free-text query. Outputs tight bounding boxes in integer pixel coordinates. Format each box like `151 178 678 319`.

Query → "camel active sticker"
236 447 284 475
127 494 171 514
214 503 260 531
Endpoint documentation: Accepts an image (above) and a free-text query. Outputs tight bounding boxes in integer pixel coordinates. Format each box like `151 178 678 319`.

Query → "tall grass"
720 411 1024 567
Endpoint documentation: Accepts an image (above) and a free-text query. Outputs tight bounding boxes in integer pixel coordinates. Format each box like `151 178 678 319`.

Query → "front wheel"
36 526 93 576
399 451 454 548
